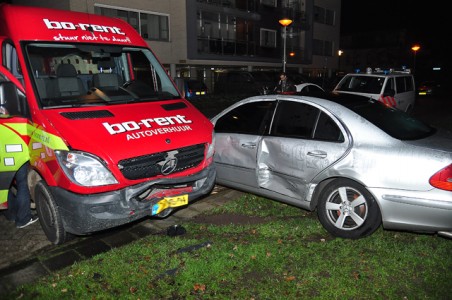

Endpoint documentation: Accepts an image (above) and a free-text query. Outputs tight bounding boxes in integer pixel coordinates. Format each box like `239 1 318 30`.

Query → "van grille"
118 144 205 180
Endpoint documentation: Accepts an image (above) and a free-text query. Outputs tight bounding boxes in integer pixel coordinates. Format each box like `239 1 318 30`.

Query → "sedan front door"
213 100 276 189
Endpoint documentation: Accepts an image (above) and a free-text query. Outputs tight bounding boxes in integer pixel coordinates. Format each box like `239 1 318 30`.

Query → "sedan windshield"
25 43 180 108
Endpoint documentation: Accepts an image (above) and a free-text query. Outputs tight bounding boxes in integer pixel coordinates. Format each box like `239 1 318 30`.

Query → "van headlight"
55 150 118 186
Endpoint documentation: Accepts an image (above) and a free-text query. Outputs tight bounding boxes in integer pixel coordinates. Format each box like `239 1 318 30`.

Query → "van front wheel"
34 181 68 245
405 104 414 114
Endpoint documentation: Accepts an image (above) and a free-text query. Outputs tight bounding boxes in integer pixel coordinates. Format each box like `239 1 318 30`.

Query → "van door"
395 75 415 112
0 74 30 205
381 77 397 107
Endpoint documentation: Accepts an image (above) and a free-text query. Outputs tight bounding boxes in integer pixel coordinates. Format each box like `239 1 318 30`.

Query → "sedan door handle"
241 142 257 149
307 150 327 158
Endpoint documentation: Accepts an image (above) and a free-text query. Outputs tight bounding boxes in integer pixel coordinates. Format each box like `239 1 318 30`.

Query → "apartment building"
12 0 341 90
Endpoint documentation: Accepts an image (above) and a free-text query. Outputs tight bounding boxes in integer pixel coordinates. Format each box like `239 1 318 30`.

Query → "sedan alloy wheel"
318 179 381 239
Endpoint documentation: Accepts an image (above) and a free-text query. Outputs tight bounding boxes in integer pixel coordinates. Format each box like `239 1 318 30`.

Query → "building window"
197 9 255 56
313 39 323 55
313 39 332 56
282 0 301 9
314 6 325 23
261 0 277 7
94 5 169 41
314 6 335 26
325 9 335 26
141 13 169 40
260 28 276 48
324 40 332 56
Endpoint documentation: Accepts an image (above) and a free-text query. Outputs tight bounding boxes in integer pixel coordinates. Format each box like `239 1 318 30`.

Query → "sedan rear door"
257 99 350 200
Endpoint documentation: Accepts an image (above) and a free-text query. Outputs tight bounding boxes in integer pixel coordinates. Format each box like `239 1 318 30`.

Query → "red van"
0 4 216 244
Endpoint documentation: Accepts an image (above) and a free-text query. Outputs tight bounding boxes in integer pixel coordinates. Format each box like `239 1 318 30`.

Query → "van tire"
34 181 68 245
405 104 413 114
156 207 174 218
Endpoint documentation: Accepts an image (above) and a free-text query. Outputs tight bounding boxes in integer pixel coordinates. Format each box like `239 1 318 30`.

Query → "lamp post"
411 45 420 73
338 50 343 73
279 18 293 72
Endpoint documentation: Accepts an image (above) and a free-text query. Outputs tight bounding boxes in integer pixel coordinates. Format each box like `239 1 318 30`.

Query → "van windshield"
336 75 385 94
25 43 180 108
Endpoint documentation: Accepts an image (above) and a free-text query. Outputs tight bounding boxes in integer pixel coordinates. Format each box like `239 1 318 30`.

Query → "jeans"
5 163 32 227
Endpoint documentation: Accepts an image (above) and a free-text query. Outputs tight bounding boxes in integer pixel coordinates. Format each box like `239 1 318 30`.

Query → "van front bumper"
50 165 216 235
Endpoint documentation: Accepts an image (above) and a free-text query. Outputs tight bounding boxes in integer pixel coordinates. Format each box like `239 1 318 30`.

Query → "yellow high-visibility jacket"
0 116 31 205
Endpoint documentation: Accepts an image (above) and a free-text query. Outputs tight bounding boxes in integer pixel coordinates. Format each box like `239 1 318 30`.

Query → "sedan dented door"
257 99 350 201
214 133 260 188
257 137 349 200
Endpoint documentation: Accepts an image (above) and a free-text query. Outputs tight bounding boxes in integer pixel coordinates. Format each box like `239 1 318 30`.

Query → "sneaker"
16 215 39 229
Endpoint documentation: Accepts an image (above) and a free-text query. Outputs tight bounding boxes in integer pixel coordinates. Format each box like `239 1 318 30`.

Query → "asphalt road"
411 94 452 131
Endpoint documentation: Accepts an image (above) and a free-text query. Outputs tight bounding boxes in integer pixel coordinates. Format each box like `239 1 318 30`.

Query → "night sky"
341 1 447 67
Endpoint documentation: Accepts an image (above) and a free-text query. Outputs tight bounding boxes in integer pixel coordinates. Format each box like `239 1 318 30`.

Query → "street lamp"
279 18 293 72
411 45 420 73
338 50 343 73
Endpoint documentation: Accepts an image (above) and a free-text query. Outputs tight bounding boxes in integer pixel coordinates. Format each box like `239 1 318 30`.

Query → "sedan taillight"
429 164 452 191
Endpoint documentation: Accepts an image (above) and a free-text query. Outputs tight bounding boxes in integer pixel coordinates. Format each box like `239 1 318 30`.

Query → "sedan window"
314 111 344 142
271 101 318 138
215 101 275 135
270 100 343 142
350 101 434 140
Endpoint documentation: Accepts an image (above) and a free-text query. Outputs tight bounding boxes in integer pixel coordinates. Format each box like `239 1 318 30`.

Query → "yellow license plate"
152 194 188 215
164 194 188 207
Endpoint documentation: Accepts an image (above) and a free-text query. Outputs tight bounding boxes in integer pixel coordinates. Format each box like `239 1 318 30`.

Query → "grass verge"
6 194 451 299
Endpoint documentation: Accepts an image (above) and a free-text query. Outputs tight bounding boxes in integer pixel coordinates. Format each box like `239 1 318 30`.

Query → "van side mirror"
0 81 21 116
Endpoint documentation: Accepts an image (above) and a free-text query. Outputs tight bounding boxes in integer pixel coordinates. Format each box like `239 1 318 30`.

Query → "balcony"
197 0 258 12
197 37 256 57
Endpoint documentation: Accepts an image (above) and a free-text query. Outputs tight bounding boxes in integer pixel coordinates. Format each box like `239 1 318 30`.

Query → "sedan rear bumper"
371 188 452 235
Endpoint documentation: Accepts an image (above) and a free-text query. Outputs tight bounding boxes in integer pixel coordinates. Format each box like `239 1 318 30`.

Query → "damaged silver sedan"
211 94 452 239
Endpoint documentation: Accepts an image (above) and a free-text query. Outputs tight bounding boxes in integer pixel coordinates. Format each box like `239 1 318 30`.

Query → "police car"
333 67 416 112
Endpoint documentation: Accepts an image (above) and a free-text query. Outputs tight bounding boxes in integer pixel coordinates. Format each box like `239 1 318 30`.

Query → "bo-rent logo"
103 115 193 135
43 19 125 35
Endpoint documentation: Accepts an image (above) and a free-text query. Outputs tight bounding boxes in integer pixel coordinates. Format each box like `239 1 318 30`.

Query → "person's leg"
14 163 33 227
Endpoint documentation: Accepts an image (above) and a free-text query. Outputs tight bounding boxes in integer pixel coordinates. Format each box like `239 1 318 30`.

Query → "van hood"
41 101 212 164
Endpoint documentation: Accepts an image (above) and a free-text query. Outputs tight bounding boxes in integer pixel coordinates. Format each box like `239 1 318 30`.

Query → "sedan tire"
317 179 381 239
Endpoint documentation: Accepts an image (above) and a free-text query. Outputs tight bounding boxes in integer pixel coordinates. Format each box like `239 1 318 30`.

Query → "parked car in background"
214 71 276 96
417 80 443 96
211 93 452 239
295 82 325 95
286 72 309 85
174 78 208 100
333 68 416 112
